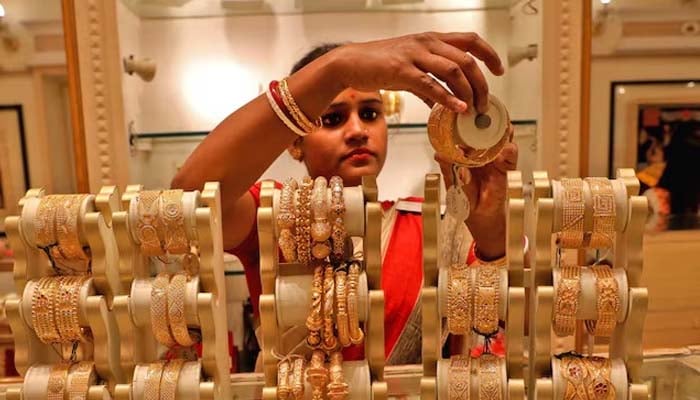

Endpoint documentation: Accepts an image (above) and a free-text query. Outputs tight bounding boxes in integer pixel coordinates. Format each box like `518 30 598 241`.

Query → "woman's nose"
344 113 368 143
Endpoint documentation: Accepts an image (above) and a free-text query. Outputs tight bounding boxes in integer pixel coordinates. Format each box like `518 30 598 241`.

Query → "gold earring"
289 147 304 161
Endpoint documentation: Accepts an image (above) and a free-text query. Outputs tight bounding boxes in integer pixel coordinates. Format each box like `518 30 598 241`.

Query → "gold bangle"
558 178 585 248
137 190 165 256
47 362 71 400
52 195 91 274
447 263 473 335
279 78 318 133
55 276 89 343
326 351 349 399
335 269 351 347
329 176 346 263
67 361 95 400
32 277 60 344
160 359 184 400
585 178 616 248
448 354 471 400
306 350 329 400
553 265 581 337
311 177 331 260
582 356 615 400
291 356 306 400
167 273 197 347
474 265 500 335
144 361 166 400
277 358 291 400
322 264 338 351
428 104 509 167
278 178 298 263
346 262 364 345
151 272 176 347
585 266 620 338
560 354 589 400
160 190 190 255
306 265 324 347
36 195 59 249
295 177 313 265
478 354 502 400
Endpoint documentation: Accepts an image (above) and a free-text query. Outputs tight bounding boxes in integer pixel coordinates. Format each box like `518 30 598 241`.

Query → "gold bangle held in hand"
447 263 473 335
558 178 585 248
553 265 581 337
585 266 620 337
448 355 471 400
278 178 298 263
167 273 197 347
151 272 176 347
585 178 616 248
160 189 190 255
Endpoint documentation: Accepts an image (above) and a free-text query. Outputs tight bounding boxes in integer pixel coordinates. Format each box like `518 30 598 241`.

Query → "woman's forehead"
331 88 382 105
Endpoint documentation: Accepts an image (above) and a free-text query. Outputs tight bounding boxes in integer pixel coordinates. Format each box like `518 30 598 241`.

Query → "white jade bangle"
266 87 308 137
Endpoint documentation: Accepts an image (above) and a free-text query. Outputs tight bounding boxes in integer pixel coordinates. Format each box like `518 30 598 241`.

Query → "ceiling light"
0 3 5 18
600 0 612 4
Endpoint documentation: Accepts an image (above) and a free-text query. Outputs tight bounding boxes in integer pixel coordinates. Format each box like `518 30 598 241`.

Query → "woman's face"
299 88 388 186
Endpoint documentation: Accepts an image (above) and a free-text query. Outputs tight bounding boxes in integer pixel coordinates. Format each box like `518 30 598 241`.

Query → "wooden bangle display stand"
420 173 526 400
3 187 127 399
110 182 232 400
257 176 387 400
528 168 649 400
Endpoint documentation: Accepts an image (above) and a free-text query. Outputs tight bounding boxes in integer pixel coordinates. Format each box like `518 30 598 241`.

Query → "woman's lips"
343 148 375 165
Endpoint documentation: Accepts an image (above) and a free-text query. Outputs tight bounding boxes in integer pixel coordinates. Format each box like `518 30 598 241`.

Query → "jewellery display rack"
110 182 232 400
528 168 650 400
3 187 127 399
419 173 526 399
257 176 387 400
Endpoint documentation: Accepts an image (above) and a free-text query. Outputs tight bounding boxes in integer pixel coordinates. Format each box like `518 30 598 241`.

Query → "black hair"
290 43 345 75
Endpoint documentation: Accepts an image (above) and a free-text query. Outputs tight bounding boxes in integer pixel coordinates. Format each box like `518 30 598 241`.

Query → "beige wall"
588 55 700 177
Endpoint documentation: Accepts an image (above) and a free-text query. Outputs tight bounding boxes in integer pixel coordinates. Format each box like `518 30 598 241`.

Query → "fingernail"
452 99 467 112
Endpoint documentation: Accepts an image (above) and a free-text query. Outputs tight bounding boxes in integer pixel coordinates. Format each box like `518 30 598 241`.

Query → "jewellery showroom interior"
0 1 699 399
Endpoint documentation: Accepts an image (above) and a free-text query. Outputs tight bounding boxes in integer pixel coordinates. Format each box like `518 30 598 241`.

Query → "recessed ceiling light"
0 4 6 18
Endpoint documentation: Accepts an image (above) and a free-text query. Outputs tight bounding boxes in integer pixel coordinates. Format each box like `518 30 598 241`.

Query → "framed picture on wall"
0 105 30 233
609 80 700 227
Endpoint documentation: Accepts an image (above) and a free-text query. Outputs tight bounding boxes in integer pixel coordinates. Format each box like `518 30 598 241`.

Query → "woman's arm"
172 32 504 249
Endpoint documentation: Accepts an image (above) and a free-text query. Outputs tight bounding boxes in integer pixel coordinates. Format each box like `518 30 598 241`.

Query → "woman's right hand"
325 32 504 114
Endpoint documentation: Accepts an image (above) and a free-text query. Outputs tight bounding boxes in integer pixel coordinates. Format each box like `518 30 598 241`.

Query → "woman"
172 32 518 364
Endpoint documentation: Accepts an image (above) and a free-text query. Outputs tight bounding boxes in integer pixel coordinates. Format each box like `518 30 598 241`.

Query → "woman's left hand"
436 123 518 260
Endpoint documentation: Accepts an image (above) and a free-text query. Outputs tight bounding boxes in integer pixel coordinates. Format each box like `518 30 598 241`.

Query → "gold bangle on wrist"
160 190 190 255
167 273 197 347
311 177 331 260
151 272 176 347
144 361 166 400
448 354 471 400
32 277 60 344
447 263 473 335
322 264 338 351
582 356 615 400
474 265 500 335
160 359 184 400
306 350 328 400
138 190 165 256
560 354 588 400
558 178 585 248
478 354 502 400
277 358 291 400
47 362 71 400
329 176 346 263
278 178 298 263
295 177 313 265
585 178 616 248
346 262 364 345
335 268 351 347
279 78 319 134
67 361 95 400
326 351 349 400
553 265 581 337
585 266 620 337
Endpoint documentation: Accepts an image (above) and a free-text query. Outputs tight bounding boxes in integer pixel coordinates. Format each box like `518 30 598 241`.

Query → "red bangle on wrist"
269 80 305 131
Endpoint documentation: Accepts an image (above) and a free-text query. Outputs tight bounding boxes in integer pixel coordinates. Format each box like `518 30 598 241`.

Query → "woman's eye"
321 112 344 127
360 108 380 121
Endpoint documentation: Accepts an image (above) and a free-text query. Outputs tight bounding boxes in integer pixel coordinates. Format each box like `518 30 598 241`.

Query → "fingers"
431 32 504 76
428 40 489 113
414 54 474 112
491 143 518 173
405 70 467 113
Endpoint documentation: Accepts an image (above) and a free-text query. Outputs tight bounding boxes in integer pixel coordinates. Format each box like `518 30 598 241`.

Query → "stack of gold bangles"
556 178 616 249
150 272 200 348
446 354 505 400
47 361 97 400
31 276 91 346
559 353 615 400
35 194 91 275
